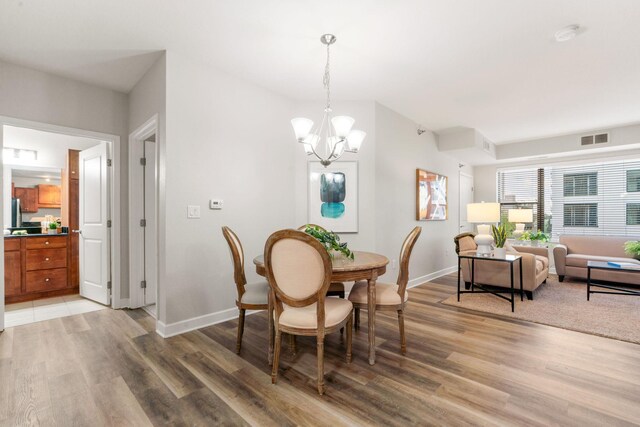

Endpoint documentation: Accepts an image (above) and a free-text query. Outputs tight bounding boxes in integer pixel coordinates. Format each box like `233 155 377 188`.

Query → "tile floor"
4 294 108 327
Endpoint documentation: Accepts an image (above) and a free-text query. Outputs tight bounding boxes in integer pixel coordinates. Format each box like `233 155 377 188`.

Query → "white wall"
374 103 473 282
0 59 130 301
161 52 296 326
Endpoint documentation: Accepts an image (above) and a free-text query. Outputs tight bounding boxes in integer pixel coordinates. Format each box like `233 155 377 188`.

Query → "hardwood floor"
1 274 640 426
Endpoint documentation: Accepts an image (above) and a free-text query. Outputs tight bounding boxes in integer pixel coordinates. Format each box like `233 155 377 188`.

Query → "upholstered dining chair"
348 226 422 355
222 226 270 354
265 229 353 395
297 224 346 299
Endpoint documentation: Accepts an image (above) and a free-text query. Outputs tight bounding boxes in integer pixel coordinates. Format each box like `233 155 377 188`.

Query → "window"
628 203 640 225
563 203 598 227
563 172 597 197
627 170 640 193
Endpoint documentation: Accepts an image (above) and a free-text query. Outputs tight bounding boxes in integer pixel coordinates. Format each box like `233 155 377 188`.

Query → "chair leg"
317 335 325 395
398 309 406 355
236 308 245 354
272 330 282 384
289 334 297 355
354 307 360 330
346 314 353 363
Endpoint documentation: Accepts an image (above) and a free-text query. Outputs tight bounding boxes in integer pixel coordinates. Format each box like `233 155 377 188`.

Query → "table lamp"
508 209 533 238
467 202 501 256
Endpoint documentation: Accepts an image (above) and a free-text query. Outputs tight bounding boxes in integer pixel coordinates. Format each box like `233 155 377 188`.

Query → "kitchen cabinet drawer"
4 238 21 251
26 248 67 271
25 236 67 250
25 268 68 293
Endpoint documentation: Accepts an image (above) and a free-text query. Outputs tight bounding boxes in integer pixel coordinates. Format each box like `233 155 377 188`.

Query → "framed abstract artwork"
308 161 358 232
416 169 448 221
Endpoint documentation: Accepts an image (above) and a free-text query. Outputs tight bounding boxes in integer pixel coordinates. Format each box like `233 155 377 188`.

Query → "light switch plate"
209 199 223 210
187 205 201 219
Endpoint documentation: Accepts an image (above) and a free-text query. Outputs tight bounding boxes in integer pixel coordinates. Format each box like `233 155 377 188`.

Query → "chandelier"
291 34 366 167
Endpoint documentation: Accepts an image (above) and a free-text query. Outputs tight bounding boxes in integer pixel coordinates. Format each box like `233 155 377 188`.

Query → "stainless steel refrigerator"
11 198 22 228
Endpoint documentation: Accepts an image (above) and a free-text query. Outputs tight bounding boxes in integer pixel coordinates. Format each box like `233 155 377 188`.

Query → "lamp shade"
331 116 355 138
347 129 366 152
291 118 313 141
302 134 319 155
508 209 533 223
467 202 500 223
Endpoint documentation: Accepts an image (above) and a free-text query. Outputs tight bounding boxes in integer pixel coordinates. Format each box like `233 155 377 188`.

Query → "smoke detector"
554 25 580 42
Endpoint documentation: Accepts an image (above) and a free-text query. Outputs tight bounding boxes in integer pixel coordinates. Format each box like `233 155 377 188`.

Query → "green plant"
48 222 58 230
624 241 640 257
491 224 507 248
303 225 354 260
519 230 549 242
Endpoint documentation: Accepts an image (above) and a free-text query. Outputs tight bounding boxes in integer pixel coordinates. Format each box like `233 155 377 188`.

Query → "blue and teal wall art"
308 161 358 232
320 172 346 218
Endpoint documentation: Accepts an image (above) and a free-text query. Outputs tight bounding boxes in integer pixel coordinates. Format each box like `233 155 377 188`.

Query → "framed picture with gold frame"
416 169 448 221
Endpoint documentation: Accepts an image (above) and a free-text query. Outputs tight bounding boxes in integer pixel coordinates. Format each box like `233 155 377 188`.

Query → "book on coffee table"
607 261 640 269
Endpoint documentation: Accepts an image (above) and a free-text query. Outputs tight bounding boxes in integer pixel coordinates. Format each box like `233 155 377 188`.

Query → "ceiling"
4 126 103 152
1 0 639 144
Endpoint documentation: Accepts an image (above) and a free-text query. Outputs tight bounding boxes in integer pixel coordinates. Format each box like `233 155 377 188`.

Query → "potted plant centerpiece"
491 224 508 258
624 241 640 261
519 230 549 246
303 225 354 260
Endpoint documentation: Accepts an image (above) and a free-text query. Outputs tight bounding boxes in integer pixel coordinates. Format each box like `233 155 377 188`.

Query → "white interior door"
143 138 157 306
79 143 110 305
459 173 474 233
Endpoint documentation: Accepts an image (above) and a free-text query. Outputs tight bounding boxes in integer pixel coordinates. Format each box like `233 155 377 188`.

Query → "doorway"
459 172 474 234
0 118 122 331
129 116 159 318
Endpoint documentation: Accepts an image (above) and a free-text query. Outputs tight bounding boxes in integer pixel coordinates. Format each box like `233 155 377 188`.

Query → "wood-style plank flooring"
1 274 640 426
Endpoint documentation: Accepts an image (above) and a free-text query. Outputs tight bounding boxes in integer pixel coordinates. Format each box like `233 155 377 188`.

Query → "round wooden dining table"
253 251 389 365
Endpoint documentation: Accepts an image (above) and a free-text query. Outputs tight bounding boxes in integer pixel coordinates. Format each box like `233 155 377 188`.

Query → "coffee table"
587 261 640 300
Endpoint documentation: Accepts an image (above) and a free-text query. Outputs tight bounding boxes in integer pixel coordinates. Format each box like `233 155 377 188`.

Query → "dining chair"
265 229 353 395
297 224 345 299
348 226 422 355
222 226 270 354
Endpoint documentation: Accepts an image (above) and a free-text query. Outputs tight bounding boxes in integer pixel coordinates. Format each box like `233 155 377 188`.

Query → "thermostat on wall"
210 199 224 210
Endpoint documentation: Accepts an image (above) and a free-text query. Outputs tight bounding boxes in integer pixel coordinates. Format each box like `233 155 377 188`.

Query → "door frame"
0 116 123 331
128 115 159 313
458 171 474 233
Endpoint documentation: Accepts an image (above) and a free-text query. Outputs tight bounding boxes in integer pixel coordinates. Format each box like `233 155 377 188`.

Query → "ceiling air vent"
594 133 609 144
581 135 594 146
483 139 491 152
581 133 609 146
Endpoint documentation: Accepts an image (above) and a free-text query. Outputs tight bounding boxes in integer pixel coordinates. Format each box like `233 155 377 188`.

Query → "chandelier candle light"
291 34 366 167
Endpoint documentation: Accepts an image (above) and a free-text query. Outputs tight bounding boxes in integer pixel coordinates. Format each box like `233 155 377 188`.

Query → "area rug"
441 276 640 344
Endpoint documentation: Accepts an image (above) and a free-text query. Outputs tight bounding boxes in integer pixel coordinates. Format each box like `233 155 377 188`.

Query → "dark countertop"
5 233 69 238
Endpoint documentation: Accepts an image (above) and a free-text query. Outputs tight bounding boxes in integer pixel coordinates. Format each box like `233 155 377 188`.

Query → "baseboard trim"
155 266 457 338
407 265 457 289
156 307 259 338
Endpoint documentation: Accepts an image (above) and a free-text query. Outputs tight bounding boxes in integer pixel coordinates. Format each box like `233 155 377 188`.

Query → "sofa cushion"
559 235 630 258
565 254 640 269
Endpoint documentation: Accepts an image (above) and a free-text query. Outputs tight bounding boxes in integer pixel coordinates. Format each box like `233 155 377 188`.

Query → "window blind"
497 168 542 232
550 159 640 239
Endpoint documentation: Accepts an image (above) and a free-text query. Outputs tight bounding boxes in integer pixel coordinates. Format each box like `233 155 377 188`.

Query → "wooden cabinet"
13 187 39 213
4 238 21 297
37 184 61 208
4 235 75 304
68 149 79 180
61 149 80 287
